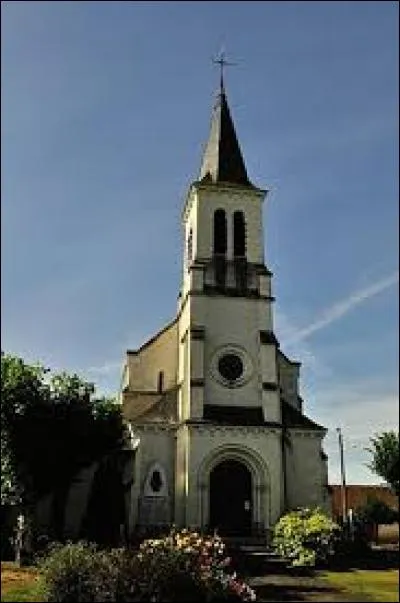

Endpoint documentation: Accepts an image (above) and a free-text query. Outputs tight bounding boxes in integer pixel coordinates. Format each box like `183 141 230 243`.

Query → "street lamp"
336 427 348 527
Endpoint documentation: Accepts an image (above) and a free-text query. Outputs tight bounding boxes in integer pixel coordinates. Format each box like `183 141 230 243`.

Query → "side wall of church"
285 430 330 513
177 299 192 420
131 426 176 527
277 352 301 410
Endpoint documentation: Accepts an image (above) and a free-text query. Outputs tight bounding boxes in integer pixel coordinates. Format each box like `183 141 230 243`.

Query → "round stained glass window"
218 354 244 382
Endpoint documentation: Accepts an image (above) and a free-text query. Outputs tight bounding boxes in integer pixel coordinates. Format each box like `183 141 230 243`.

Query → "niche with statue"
139 463 170 526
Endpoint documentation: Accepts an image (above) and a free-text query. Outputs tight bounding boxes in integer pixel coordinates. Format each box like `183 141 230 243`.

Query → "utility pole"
336 427 348 528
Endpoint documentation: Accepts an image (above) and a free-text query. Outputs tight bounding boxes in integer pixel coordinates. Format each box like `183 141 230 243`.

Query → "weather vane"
212 49 237 91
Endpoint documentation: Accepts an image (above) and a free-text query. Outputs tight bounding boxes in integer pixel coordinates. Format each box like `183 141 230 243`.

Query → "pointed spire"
219 61 225 95
199 80 251 187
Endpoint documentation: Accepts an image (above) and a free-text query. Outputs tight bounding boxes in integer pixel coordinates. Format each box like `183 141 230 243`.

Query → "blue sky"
2 1 398 486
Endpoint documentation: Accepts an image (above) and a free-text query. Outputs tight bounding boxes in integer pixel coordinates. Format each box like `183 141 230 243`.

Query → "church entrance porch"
209 459 252 536
196 443 272 537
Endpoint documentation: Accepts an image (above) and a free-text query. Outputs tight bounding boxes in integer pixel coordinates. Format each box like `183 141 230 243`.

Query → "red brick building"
330 484 399 544
330 484 398 518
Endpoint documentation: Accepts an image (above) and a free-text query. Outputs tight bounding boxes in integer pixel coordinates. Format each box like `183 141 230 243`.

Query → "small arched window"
157 371 164 393
213 209 227 255
150 470 163 493
233 211 246 257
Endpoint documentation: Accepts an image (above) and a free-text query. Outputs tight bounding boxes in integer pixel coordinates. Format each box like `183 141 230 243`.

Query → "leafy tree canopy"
1 353 48 505
366 431 399 497
1 352 125 511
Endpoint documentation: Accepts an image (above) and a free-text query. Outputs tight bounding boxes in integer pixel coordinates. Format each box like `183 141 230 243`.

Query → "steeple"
199 77 252 187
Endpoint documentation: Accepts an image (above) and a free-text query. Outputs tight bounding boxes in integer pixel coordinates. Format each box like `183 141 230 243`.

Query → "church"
120 73 330 539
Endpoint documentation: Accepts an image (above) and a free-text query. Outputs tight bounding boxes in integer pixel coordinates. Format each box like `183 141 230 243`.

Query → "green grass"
2 562 399 602
1 563 45 602
321 569 399 603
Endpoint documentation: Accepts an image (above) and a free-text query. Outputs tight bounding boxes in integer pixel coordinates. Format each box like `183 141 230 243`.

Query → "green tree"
1 352 48 506
366 431 399 496
356 497 398 545
44 372 125 538
357 497 398 525
1 352 125 539
1 439 19 505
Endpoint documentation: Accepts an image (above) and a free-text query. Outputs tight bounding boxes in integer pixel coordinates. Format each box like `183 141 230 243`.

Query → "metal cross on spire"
212 49 237 92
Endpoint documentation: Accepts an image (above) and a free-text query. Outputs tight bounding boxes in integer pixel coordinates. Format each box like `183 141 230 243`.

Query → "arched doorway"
209 459 252 535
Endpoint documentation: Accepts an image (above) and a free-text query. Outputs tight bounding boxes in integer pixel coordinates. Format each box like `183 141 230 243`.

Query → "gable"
124 318 178 392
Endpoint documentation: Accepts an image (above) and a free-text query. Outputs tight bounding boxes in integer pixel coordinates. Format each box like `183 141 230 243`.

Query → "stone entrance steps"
224 537 289 575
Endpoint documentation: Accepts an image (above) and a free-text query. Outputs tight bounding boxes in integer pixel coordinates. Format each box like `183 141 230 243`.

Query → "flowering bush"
135 528 256 601
272 507 340 568
38 530 256 602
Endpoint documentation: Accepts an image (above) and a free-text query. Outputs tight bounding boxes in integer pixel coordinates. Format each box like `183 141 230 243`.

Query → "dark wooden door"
209 459 252 535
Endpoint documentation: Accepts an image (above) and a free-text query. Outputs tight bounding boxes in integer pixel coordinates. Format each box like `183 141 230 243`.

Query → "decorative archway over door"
209 459 252 535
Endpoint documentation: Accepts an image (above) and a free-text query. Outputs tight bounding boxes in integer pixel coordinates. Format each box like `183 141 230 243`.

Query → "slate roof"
123 390 177 424
124 396 324 430
200 401 325 431
203 404 265 425
199 86 253 187
281 399 325 431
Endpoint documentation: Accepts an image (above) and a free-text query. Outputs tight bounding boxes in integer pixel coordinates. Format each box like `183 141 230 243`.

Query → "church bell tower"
121 67 330 534
177 75 281 427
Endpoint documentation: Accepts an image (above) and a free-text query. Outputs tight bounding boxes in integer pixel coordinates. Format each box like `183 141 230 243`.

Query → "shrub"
331 525 370 565
38 530 256 602
356 497 398 526
102 547 142 602
38 541 115 602
272 507 340 568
